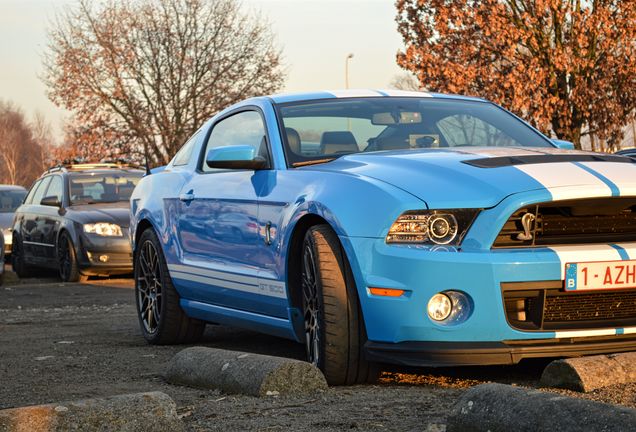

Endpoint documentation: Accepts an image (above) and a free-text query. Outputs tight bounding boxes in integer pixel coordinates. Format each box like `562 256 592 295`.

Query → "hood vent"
463 154 633 168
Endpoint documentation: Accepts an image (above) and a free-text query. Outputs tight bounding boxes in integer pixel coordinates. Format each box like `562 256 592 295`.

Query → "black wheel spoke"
302 241 321 366
136 239 163 334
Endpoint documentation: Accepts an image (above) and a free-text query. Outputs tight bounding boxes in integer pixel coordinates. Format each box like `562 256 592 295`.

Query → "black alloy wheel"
302 238 321 367
137 239 162 334
135 228 204 344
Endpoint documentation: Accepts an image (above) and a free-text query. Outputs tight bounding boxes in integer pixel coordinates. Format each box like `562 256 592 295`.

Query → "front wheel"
57 231 87 283
301 225 378 385
135 228 205 344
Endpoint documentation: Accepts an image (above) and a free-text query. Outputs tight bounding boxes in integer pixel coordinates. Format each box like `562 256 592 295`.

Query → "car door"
20 176 52 263
173 109 283 316
38 175 65 262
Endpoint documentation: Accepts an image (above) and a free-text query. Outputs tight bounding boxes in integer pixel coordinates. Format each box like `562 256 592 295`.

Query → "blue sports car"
131 89 636 385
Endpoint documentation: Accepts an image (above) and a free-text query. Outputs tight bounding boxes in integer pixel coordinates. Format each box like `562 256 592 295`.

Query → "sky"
0 0 405 141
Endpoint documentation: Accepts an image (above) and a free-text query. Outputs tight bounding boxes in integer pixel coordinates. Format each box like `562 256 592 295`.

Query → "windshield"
0 189 26 213
69 171 143 205
277 97 553 167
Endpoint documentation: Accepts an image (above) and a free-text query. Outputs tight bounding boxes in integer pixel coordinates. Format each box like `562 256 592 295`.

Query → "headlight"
83 223 123 237
386 210 479 245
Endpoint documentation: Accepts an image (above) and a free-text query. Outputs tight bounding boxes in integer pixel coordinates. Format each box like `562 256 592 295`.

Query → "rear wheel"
57 231 87 283
301 224 378 385
135 227 205 344
12 234 32 278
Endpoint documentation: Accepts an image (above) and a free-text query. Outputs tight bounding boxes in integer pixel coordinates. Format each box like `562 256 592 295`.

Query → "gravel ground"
1 264 635 430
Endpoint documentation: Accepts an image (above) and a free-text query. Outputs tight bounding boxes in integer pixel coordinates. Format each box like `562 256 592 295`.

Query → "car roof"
0 184 27 191
266 89 487 104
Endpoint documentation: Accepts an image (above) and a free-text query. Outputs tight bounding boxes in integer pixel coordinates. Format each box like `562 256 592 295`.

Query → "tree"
44 0 285 165
0 102 45 186
396 0 636 149
389 72 422 91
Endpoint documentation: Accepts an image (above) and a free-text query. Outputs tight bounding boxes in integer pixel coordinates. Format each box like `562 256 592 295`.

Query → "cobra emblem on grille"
516 212 536 241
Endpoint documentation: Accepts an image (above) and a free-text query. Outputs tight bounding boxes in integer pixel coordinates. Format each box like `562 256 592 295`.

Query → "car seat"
319 131 358 155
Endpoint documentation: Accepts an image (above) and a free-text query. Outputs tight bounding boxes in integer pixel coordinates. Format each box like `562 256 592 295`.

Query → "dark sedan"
12 163 143 282
0 185 28 257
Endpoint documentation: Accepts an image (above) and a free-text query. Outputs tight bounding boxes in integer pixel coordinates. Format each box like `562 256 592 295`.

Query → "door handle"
179 192 195 202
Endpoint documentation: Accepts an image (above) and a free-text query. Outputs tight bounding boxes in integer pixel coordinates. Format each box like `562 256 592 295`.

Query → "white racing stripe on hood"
614 243 636 259
549 244 623 279
578 162 636 196
514 162 613 201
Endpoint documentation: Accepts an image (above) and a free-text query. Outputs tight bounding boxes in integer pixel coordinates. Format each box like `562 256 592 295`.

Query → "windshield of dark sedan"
277 97 553 167
68 171 143 205
0 189 27 212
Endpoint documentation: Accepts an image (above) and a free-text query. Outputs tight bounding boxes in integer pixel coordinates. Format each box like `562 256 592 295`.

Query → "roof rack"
44 161 144 175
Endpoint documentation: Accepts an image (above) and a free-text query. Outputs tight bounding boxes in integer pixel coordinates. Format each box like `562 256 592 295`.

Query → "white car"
0 185 28 257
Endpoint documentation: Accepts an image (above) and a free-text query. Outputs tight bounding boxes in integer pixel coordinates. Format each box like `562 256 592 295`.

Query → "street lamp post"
345 53 354 89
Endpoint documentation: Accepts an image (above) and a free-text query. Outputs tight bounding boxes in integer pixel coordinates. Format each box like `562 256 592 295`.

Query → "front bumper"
77 232 133 276
342 235 636 366
365 335 636 367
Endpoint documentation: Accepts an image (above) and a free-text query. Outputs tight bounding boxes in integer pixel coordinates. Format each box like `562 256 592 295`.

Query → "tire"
301 224 378 385
57 231 87 283
135 227 205 344
11 234 32 278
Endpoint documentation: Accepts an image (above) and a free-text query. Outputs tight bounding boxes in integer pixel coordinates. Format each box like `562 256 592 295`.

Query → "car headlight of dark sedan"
83 223 123 237
386 210 479 245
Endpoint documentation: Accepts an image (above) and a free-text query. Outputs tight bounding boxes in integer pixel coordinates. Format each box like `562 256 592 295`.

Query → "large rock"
447 383 636 432
165 346 327 397
0 391 183 432
540 352 636 392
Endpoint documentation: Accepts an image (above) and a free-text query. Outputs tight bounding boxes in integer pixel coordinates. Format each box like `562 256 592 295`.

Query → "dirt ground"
1 264 635 431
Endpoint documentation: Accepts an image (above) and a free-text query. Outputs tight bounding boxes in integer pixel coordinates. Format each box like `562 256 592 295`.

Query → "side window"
24 180 43 205
173 132 199 166
44 176 64 202
201 111 267 172
31 176 52 206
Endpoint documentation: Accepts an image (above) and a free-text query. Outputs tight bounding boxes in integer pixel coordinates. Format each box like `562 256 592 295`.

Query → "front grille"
543 291 636 322
493 197 636 248
502 282 636 331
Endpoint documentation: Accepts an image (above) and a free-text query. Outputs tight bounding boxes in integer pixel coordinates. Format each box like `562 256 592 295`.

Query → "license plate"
565 260 636 291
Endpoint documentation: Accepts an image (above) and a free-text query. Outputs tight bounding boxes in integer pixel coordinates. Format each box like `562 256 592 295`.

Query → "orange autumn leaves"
396 0 636 149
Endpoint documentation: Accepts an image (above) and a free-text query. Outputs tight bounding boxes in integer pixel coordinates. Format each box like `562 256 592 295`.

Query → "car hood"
304 147 636 209
66 202 131 227
0 212 13 230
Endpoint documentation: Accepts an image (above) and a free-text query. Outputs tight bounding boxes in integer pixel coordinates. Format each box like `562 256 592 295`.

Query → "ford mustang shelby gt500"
131 89 636 385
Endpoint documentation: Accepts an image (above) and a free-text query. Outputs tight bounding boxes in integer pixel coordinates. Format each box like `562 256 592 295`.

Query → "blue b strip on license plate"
565 263 577 290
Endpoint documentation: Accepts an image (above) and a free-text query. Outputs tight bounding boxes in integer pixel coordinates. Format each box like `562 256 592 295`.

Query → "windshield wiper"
292 157 338 168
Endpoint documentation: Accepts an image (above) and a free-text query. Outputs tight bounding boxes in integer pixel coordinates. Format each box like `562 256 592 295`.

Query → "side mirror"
206 145 269 170
40 196 61 207
551 139 575 150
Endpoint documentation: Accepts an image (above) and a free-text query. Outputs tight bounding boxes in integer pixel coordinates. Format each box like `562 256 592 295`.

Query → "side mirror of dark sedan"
206 145 269 170
40 196 61 207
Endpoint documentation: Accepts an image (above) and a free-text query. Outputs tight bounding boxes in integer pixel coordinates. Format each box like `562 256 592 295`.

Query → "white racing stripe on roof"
376 89 432 98
578 162 636 197
514 162 613 201
326 89 386 98
549 244 623 279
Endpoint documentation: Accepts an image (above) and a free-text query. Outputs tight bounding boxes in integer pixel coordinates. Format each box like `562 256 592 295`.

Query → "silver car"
0 185 28 257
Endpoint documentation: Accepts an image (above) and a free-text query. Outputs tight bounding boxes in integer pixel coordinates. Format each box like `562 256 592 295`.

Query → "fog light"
99 255 109 263
427 293 452 321
427 290 473 325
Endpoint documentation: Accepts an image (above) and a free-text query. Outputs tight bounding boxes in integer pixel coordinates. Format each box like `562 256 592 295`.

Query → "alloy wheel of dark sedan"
137 239 163 334
302 240 321 367
58 235 73 281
